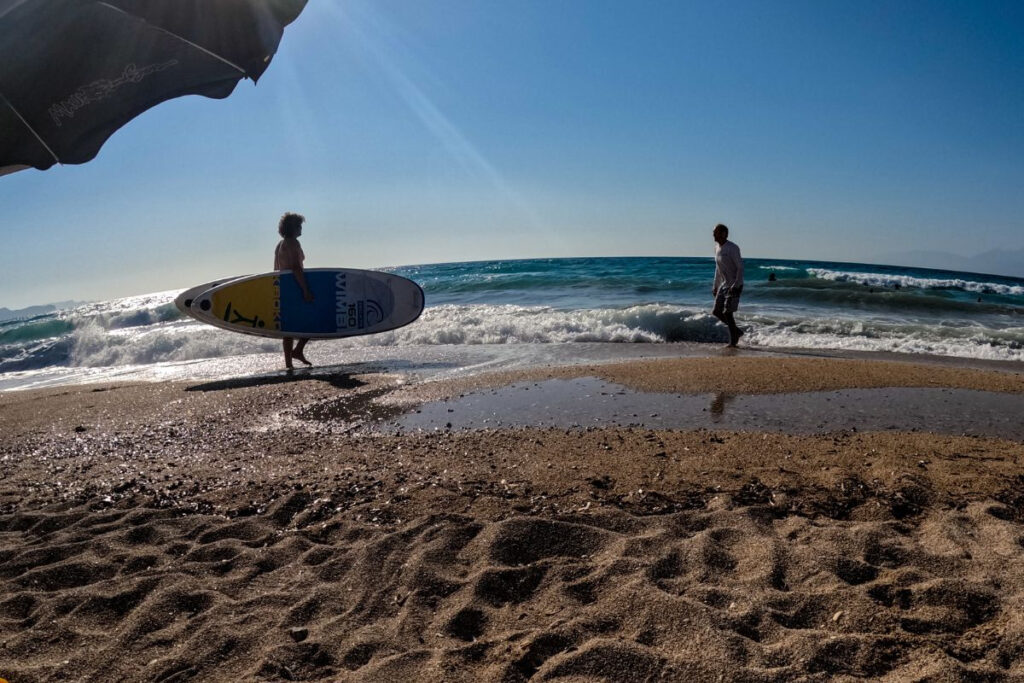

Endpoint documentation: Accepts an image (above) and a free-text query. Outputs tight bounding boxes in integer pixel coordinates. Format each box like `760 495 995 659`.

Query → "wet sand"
394 380 1024 439
3 355 1024 681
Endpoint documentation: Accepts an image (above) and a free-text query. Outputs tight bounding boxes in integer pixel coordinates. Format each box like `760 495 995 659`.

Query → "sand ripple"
4 494 1024 681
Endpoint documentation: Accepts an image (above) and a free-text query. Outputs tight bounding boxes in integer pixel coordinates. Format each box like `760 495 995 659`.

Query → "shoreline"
3 341 1023 395
3 354 1024 680
384 351 1024 403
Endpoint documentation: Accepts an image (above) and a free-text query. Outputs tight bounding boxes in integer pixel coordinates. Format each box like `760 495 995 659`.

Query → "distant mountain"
877 248 1024 279
968 248 1024 278
0 300 85 322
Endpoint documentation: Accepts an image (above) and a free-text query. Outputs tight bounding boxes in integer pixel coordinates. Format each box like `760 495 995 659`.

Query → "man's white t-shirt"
713 240 743 295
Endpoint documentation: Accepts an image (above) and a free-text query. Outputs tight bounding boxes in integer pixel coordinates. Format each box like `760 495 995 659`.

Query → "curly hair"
278 212 305 238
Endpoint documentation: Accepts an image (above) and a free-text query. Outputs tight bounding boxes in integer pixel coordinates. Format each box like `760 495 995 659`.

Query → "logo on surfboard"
334 272 384 330
221 301 267 328
214 275 280 330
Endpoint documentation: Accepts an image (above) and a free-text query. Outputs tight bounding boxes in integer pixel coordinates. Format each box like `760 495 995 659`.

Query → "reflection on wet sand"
392 379 1024 441
709 393 737 420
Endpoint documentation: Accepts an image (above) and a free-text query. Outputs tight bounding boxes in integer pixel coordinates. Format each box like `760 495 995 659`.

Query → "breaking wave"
807 268 1024 297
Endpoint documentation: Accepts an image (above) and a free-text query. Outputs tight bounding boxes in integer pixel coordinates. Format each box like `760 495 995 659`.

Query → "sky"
2 0 1023 308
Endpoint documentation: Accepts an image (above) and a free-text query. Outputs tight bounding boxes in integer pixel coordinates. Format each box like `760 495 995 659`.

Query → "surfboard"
188 268 425 339
174 277 247 320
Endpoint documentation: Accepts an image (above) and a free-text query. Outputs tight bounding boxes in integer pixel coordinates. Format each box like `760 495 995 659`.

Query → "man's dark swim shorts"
713 285 742 314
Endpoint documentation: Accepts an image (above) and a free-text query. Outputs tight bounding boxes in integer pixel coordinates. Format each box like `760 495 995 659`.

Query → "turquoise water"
401 257 1024 315
1 257 1022 389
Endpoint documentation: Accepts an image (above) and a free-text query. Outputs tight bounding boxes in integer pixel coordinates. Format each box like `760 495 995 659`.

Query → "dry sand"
3 356 1024 681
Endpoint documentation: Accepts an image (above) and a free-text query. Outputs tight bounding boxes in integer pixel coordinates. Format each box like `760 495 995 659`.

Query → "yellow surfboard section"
209 275 281 332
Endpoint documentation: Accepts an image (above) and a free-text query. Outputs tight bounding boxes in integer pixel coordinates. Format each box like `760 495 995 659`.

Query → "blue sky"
2 0 1023 308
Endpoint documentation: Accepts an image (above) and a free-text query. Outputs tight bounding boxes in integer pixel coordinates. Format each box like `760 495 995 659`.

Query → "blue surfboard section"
279 271 334 333
278 271 398 335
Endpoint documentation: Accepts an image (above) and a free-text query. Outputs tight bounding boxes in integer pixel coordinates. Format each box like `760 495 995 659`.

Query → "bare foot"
293 353 313 367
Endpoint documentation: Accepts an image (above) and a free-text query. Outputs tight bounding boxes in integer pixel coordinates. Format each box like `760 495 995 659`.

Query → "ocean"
2 257 1022 391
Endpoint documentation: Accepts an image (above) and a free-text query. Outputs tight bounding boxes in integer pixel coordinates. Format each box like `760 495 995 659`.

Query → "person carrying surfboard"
712 223 745 347
275 212 315 369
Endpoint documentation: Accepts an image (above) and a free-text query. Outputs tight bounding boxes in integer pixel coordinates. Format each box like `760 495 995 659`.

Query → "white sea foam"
743 316 1024 362
807 268 1024 296
68 320 276 367
759 265 800 271
54 302 1024 371
340 304 724 346
58 304 725 368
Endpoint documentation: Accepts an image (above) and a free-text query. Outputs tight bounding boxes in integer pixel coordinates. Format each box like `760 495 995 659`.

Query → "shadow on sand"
184 358 465 394
185 369 366 393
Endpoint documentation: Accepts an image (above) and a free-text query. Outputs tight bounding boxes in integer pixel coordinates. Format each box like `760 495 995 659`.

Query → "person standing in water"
275 212 314 369
712 223 745 347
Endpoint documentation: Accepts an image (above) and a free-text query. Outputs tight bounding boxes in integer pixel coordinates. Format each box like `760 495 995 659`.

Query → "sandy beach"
3 354 1024 681
6 0 1024 680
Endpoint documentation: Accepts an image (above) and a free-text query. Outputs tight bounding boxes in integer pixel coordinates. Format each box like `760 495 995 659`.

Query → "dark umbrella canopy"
0 0 307 175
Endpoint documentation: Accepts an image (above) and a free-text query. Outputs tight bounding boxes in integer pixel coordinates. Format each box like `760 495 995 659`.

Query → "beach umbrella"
0 0 307 176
